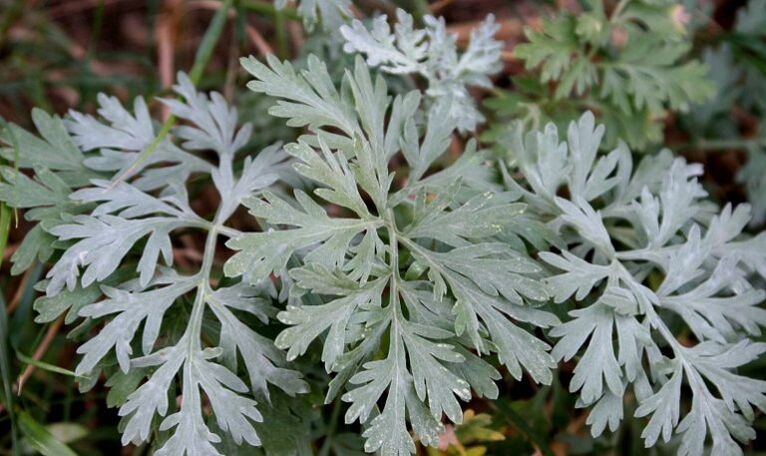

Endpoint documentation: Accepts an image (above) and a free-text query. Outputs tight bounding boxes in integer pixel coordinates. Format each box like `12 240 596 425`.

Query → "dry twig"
16 315 65 394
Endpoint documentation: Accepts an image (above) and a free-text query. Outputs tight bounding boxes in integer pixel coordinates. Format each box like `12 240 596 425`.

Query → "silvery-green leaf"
341 9 501 132
341 11 427 75
9 224 55 275
66 89 212 188
341 310 458 455
119 346 185 445
585 391 624 437
405 185 527 247
1 109 92 186
555 196 615 257
516 112 766 451
634 360 683 446
162 72 252 156
225 190 382 283
551 304 625 405
276 266 388 367
76 279 196 374
407 242 556 383
241 54 358 136
0 166 79 226
153 349 263 455
12 72 307 453
46 215 180 294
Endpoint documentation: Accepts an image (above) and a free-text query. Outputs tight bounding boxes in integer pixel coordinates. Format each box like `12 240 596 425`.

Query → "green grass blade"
16 351 77 378
241 0 300 20
0 116 21 238
0 202 10 270
188 0 234 84
18 410 79 456
112 0 234 186
0 293 20 456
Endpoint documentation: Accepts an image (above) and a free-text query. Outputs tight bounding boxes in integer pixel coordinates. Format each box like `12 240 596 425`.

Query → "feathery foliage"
2 74 307 454
681 0 766 225
486 0 715 150
1 2 765 455
504 112 766 455
229 52 556 455
340 8 503 132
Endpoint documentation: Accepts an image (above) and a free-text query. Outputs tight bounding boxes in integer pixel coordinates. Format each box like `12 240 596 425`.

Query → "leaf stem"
216 225 242 238
189 0 234 83
613 263 683 354
386 209 400 282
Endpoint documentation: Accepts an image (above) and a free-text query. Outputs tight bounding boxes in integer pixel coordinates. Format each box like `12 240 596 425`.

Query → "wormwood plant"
682 0 766 225
340 8 503 132
500 112 766 454
228 54 556 454
486 0 715 150
0 3 765 456
1 75 308 453
0 32 557 454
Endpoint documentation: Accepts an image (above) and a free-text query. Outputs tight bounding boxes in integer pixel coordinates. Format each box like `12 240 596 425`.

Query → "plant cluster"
680 0 766 225
486 0 714 150
0 1 764 455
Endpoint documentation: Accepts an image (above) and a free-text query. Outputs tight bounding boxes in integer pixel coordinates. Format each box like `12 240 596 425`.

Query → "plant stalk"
112 0 234 187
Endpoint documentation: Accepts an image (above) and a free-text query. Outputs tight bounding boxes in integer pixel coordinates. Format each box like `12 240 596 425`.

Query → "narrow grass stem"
111 0 234 188
673 137 766 152
241 0 300 20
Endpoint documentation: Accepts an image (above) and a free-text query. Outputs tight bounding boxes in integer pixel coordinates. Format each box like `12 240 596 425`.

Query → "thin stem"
0 203 10 271
613 263 683 355
0 292 19 455
386 210 400 281
6 268 32 315
614 240 702 262
240 0 300 20
609 0 631 23
16 316 65 394
274 8 289 59
384 209 406 427
87 0 105 59
681 137 766 152
383 210 403 319
614 249 656 261
318 398 343 456
111 0 234 188
216 225 242 238
410 0 431 24
185 226 219 353
188 0 233 84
